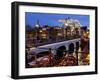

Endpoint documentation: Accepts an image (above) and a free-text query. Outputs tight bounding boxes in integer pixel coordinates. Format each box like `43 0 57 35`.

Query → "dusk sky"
25 12 89 27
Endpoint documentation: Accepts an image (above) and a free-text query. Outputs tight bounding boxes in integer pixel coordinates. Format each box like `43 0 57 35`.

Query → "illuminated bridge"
29 38 81 57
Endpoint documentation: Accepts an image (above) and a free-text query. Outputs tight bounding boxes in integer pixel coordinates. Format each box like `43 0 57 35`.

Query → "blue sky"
25 12 89 27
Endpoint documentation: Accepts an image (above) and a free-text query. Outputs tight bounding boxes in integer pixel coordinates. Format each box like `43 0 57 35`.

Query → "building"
26 18 82 47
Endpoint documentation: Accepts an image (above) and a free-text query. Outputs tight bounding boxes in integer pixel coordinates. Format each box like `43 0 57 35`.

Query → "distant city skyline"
25 12 89 27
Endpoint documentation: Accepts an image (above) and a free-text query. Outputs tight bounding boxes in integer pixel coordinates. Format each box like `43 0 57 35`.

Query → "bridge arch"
68 43 74 54
56 45 66 59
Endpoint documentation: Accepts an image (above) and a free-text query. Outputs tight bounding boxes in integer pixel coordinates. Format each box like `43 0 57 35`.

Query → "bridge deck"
29 38 81 54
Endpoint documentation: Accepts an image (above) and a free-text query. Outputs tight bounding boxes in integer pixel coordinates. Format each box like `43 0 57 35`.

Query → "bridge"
29 38 81 57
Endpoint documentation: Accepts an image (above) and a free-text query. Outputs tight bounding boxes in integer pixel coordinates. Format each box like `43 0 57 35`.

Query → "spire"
35 20 40 28
65 17 70 21
37 20 39 25
68 17 70 19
